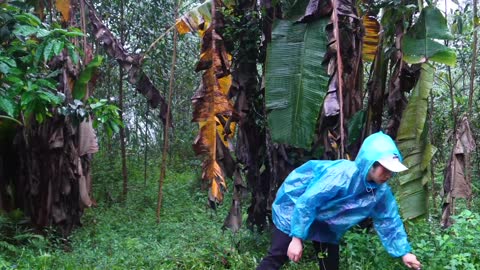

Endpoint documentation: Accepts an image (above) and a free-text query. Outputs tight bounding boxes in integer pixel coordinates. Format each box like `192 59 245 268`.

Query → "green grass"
1 170 270 269
1 165 480 269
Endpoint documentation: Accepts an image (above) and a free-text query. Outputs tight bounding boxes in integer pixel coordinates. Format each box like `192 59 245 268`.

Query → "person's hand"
287 237 303 262
402 253 421 269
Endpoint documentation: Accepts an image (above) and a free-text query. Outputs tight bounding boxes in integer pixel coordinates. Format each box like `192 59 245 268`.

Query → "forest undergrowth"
1 157 480 270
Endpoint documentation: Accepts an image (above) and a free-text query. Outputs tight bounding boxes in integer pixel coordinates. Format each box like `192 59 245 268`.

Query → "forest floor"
1 170 317 269
1 168 479 269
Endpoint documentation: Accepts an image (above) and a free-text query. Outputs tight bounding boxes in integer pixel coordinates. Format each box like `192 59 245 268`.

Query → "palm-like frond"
265 18 330 149
396 63 436 219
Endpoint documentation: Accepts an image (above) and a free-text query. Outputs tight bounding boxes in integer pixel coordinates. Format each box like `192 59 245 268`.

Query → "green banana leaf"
73 56 103 100
265 18 329 149
401 6 456 66
347 109 366 146
396 63 437 219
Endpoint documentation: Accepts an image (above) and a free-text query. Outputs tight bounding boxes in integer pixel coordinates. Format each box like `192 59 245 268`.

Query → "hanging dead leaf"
190 1 236 207
441 117 475 227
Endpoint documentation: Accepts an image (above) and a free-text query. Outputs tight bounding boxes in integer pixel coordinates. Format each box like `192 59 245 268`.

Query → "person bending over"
257 132 422 270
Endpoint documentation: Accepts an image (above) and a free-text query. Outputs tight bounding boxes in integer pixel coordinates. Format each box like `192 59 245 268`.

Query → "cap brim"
378 156 408 172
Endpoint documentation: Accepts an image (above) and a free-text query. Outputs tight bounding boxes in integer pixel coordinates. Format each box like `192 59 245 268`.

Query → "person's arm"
371 187 421 269
287 237 303 262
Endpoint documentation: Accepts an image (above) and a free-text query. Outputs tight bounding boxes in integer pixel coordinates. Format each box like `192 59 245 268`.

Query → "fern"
0 240 19 254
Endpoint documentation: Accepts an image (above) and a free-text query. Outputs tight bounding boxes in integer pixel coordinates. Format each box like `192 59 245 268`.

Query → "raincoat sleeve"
289 163 347 239
371 187 412 257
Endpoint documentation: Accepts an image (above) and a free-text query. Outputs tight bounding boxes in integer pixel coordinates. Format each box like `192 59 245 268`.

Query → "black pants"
257 225 339 270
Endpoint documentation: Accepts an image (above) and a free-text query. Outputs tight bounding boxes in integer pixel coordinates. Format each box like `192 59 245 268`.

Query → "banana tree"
177 0 459 231
396 5 456 219
0 1 121 235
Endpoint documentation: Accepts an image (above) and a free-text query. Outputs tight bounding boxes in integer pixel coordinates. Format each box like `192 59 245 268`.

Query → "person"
257 131 422 270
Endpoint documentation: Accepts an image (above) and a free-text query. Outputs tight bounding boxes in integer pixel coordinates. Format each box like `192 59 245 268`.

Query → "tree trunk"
144 101 149 187
119 67 128 201
119 0 128 201
156 0 178 223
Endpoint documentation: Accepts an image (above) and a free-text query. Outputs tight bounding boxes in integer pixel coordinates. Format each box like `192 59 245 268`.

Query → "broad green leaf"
265 18 329 149
50 28 68 35
408 6 452 39
401 6 456 66
38 90 62 105
73 56 103 100
397 180 428 219
347 109 366 146
21 92 35 107
0 57 16 68
43 40 54 62
53 40 64 55
35 111 44 123
34 41 47 65
36 28 50 38
396 63 436 220
402 36 456 66
428 49 457 66
5 75 23 85
13 25 37 37
421 143 436 171
89 100 106 110
64 31 85 37
67 44 79 64
0 96 15 117
397 64 434 141
109 120 120 134
36 78 56 90
0 63 10 74
67 27 83 34
14 13 41 27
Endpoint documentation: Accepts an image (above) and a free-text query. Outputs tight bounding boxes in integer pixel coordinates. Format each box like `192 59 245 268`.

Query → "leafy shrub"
342 210 480 270
413 210 480 269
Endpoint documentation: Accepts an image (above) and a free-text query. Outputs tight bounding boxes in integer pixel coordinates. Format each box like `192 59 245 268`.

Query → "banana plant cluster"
177 0 458 228
264 1 457 220
0 1 121 235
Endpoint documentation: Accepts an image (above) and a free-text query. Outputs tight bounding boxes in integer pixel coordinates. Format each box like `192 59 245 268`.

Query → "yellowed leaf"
55 0 71 22
362 16 380 62
175 19 192 35
176 1 211 36
215 116 236 148
218 74 232 95
189 2 237 206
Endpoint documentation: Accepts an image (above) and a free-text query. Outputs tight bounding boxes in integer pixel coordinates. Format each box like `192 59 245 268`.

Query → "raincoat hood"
354 131 404 189
271 132 411 257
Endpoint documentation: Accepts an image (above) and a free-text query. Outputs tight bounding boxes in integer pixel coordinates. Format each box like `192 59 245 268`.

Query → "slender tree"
157 0 179 223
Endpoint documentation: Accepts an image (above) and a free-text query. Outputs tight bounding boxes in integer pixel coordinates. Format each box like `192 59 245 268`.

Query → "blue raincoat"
272 132 411 257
